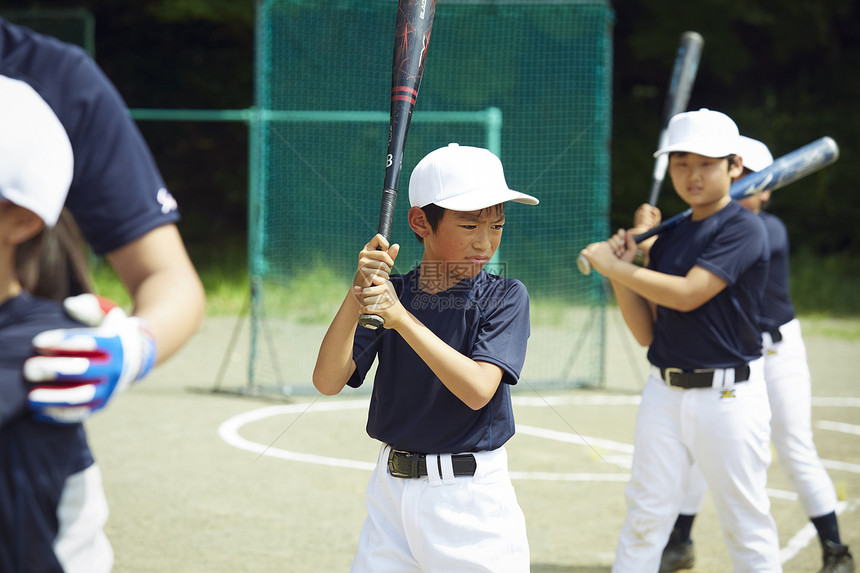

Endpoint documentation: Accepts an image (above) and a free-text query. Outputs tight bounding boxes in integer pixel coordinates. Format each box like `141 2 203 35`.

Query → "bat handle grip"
358 188 399 330
376 188 398 242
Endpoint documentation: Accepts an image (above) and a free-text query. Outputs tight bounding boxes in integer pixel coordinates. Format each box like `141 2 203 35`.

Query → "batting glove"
24 294 157 424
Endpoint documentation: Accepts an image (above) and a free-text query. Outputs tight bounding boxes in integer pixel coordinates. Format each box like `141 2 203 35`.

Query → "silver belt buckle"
388 449 415 479
663 367 684 388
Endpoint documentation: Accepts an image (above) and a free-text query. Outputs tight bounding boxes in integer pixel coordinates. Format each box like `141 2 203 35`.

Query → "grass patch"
90 261 133 309
90 245 349 320
89 246 860 331
795 316 860 340
790 249 860 316
257 265 350 323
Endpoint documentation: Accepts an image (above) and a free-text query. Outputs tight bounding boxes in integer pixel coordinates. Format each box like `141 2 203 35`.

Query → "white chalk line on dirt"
217 395 860 565
217 394 859 478
780 500 858 564
217 398 630 481
818 420 860 436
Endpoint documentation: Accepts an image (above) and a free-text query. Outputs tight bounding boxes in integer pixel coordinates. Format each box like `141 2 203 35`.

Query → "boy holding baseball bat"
658 136 854 573
579 109 782 571
314 143 538 572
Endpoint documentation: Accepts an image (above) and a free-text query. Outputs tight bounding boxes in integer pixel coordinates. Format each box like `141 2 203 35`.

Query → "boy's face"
668 152 742 211
423 205 505 281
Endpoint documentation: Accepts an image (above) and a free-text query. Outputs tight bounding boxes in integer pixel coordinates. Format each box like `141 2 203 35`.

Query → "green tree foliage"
612 0 860 254
3 0 857 258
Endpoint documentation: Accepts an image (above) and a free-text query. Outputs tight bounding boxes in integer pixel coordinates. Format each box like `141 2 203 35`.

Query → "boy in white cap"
580 109 782 571
314 143 538 572
0 77 113 572
658 136 854 573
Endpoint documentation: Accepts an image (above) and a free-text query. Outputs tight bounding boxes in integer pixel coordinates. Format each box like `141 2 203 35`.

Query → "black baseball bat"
359 0 436 330
578 136 840 275
648 32 704 206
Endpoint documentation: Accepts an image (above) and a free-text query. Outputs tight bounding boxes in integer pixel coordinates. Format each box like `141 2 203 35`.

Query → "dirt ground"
86 310 860 572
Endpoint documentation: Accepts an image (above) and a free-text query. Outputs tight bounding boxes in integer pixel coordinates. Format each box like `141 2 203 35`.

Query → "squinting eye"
492 225 505 231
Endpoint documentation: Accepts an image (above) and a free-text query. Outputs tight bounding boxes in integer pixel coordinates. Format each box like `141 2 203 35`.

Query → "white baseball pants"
613 358 782 573
678 319 839 520
54 463 113 573
765 318 838 518
350 444 529 573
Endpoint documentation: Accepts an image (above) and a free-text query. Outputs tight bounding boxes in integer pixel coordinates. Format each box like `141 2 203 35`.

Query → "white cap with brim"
0 76 74 227
738 135 774 172
409 143 539 211
653 108 741 159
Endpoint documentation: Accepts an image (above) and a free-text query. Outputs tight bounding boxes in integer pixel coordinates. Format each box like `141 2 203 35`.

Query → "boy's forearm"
394 311 501 411
313 291 361 395
610 279 654 346
606 260 725 312
604 261 690 310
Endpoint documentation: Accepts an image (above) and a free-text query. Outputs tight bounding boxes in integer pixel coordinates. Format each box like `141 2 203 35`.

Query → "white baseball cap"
738 136 773 172
409 143 539 211
0 76 74 227
653 108 741 159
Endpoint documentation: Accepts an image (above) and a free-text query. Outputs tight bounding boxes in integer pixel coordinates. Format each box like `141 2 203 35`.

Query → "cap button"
447 142 460 148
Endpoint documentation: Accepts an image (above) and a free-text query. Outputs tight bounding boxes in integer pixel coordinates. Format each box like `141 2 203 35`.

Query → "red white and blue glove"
24 294 157 424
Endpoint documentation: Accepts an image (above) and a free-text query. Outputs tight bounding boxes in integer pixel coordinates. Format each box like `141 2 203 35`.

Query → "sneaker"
659 537 695 572
820 540 855 573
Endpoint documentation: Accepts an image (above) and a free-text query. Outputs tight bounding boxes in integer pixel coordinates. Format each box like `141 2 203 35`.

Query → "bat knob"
358 313 385 330
576 255 592 276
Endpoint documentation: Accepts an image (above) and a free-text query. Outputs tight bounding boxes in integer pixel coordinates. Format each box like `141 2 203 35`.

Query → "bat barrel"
578 136 840 276
662 31 704 123
650 31 703 206
730 136 840 200
359 0 437 330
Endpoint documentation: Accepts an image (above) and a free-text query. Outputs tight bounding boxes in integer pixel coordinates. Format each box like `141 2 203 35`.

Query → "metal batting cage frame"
4 3 614 397
246 0 613 395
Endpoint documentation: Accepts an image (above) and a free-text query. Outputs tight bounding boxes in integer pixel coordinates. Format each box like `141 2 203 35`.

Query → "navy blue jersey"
0 18 179 255
647 201 769 369
0 293 94 573
759 211 795 332
349 269 531 454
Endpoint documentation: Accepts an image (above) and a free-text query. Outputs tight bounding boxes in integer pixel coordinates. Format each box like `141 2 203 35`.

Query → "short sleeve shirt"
0 18 179 255
0 293 94 573
758 211 795 332
647 201 769 369
348 269 531 454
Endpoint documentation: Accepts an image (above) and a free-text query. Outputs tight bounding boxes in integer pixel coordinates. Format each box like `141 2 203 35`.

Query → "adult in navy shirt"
314 144 538 572
0 17 205 422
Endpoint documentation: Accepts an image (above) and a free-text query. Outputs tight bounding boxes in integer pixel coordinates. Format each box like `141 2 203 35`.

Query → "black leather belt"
768 329 783 343
387 449 477 479
659 365 750 389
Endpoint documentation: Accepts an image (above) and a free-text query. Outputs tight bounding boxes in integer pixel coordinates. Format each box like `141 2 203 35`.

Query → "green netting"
1 9 95 56
250 0 613 393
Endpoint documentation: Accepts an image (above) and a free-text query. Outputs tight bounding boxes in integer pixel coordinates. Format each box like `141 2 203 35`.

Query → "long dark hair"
16 208 93 301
